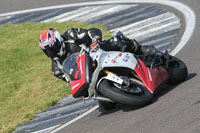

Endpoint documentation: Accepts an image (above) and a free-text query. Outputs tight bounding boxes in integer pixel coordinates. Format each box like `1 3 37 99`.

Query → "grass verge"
0 22 111 133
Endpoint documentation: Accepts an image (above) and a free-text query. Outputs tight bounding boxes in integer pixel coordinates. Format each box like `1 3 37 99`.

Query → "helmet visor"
57 41 65 57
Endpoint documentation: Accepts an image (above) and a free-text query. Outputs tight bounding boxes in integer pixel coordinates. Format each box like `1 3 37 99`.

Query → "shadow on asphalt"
98 103 140 116
98 73 197 116
154 72 197 98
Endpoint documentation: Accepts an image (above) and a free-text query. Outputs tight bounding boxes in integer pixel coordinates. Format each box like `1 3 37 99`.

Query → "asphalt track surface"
0 0 103 14
1 0 200 133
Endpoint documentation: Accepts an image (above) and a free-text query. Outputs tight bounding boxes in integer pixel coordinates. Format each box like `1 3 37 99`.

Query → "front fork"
100 70 124 85
94 70 124 102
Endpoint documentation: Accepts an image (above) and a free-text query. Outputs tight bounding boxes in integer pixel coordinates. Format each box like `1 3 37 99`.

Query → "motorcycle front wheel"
98 101 117 111
98 79 153 106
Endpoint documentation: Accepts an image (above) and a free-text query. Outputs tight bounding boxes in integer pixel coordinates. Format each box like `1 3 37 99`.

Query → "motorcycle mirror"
116 31 123 36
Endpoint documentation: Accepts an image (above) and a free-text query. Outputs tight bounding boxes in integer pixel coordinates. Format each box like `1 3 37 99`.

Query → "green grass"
0 22 111 133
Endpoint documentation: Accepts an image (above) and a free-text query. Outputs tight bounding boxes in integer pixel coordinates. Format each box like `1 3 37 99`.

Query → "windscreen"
62 53 80 81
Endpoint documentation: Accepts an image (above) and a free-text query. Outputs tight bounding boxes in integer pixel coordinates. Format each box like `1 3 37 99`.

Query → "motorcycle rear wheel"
98 79 153 106
167 56 188 85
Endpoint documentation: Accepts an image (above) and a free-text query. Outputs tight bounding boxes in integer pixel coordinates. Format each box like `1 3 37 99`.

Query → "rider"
39 28 156 82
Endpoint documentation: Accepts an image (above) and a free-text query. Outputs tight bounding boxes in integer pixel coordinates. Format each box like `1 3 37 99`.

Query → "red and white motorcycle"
62 41 188 110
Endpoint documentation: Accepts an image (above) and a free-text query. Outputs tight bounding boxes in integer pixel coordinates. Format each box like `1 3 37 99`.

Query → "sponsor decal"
72 83 80 90
147 68 152 81
118 53 122 57
79 58 83 74
123 55 130 62
112 59 116 63
111 53 121 63
70 68 73 75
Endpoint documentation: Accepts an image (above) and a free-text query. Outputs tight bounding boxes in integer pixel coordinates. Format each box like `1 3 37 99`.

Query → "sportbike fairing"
62 52 93 98
91 51 168 94
134 59 169 93
63 50 169 98
101 52 138 70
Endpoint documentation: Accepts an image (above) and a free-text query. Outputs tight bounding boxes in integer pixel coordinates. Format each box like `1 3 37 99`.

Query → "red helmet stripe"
40 29 49 42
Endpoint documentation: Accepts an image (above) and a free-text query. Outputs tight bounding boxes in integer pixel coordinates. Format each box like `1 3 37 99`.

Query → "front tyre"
98 79 153 106
98 101 117 110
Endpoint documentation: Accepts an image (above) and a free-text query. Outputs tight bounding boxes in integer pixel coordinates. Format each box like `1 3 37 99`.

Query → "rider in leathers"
39 28 155 82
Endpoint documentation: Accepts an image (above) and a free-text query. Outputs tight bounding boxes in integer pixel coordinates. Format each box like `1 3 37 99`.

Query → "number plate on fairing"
102 52 138 70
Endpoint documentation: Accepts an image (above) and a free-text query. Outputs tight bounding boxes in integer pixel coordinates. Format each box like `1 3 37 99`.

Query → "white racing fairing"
90 50 138 70
102 52 138 70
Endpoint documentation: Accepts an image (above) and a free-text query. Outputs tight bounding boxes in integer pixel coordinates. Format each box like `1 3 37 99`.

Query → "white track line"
77 5 137 22
50 105 99 133
0 0 195 132
31 125 60 133
57 6 101 22
42 6 91 22
111 12 176 32
122 17 179 35
128 21 180 39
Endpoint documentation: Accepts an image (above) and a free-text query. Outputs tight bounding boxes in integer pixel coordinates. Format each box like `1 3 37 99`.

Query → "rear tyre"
98 79 153 106
167 56 188 85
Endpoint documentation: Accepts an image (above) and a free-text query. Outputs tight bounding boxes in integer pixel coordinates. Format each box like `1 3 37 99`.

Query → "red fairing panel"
70 54 86 96
134 59 169 93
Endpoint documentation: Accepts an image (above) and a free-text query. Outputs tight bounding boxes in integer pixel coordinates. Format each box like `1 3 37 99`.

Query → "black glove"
141 45 157 55
115 31 139 53
88 28 102 43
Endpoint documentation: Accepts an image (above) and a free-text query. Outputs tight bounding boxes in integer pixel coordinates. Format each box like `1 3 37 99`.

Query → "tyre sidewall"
99 80 153 106
167 56 188 85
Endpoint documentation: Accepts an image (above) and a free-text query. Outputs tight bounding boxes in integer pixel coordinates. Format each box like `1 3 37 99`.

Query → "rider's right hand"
90 40 100 52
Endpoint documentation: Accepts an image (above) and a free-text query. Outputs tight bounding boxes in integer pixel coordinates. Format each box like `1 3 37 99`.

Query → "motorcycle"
62 40 188 110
